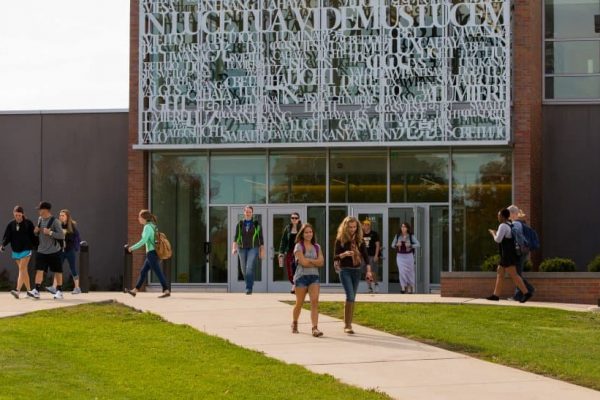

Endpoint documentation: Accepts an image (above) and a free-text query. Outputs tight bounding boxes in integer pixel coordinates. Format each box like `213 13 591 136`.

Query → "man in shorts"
28 202 65 299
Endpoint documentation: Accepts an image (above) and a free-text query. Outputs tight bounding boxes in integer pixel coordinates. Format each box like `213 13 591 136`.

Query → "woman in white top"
486 208 533 303
290 223 325 337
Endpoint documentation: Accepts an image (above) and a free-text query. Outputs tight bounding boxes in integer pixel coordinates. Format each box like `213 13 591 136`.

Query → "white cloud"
0 0 129 111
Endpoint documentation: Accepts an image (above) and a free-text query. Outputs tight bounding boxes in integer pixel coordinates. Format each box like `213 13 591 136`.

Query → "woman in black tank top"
486 208 533 303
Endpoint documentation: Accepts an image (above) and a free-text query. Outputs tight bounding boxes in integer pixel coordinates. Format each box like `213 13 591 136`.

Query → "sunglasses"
291 216 299 220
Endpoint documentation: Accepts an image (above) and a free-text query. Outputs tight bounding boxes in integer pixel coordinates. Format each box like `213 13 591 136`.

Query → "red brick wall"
512 1 543 267
442 273 600 305
128 0 147 288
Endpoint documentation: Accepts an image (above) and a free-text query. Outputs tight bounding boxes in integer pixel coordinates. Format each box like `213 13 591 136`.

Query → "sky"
0 1 129 111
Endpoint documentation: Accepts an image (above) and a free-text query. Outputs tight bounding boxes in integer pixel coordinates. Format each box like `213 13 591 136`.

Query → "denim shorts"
295 274 320 288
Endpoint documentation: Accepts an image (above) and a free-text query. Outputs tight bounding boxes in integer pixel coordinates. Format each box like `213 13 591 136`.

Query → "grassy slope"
0 303 390 400
317 302 600 391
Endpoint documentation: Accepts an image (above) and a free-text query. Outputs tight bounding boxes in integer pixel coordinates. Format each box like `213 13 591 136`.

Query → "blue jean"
339 268 361 302
135 250 169 291
60 249 78 279
238 247 259 291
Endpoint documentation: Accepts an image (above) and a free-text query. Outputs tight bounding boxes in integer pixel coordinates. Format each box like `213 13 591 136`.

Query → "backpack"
39 216 65 251
507 222 523 257
294 242 321 268
236 219 261 247
521 222 540 251
394 234 415 254
154 227 172 260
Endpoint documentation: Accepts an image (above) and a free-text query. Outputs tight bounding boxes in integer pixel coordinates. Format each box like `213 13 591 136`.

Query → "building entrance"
228 206 307 293
225 204 442 294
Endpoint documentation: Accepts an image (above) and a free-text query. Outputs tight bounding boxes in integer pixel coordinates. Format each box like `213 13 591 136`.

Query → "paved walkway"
1 292 599 400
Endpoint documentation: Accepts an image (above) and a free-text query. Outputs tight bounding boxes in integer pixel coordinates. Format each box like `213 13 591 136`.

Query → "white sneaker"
10 290 20 299
27 289 40 299
45 286 57 294
53 290 64 300
72 287 82 295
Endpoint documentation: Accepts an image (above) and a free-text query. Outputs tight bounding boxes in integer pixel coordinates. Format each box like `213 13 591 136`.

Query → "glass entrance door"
268 207 307 292
229 207 267 293
388 207 428 293
350 207 388 293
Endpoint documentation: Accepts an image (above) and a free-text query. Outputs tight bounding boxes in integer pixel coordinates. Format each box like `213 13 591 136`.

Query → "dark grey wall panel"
543 105 600 270
0 115 42 285
0 112 128 289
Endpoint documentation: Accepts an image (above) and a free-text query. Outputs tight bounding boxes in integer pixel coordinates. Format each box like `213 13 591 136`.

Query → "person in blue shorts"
1 206 36 299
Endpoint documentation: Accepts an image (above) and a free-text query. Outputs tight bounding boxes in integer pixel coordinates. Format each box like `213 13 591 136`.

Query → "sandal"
312 326 323 337
291 321 299 334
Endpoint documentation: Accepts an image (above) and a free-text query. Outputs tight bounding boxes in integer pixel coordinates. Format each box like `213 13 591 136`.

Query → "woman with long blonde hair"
333 216 373 334
47 209 82 294
126 210 170 298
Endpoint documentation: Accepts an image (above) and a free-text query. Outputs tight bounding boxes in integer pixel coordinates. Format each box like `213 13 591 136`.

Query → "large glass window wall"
451 151 512 271
269 151 326 203
150 148 513 285
544 0 600 101
151 154 208 284
330 150 387 203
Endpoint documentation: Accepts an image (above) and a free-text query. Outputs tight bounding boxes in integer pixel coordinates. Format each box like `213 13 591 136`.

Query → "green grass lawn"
316 302 600 391
0 303 390 400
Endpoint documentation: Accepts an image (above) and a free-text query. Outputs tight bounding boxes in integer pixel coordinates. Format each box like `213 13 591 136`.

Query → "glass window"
544 0 600 101
451 151 512 271
390 151 449 203
209 207 228 283
545 76 600 99
151 153 208 283
545 0 600 39
430 206 449 285
330 150 387 203
210 153 266 204
269 151 326 203
545 41 600 74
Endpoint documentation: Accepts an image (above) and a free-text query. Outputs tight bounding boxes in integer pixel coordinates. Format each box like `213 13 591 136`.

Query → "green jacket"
130 223 156 253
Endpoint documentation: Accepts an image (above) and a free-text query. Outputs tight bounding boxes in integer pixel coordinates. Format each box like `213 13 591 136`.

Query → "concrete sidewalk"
1 292 599 400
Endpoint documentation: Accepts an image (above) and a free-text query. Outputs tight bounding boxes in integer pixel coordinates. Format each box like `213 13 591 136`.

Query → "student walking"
232 205 264 295
486 208 533 303
291 223 325 337
30 202 66 299
333 216 373 334
46 209 82 294
507 205 535 301
1 206 36 299
361 219 381 293
278 212 302 294
126 210 170 298
391 222 420 294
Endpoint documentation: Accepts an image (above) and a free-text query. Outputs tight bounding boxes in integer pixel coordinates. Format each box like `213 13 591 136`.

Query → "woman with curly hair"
333 216 373 334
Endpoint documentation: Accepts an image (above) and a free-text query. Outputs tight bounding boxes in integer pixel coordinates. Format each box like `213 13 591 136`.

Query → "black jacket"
333 239 370 269
2 219 36 252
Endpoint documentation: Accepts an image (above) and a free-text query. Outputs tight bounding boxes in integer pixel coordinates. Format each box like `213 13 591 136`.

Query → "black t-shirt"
363 231 380 257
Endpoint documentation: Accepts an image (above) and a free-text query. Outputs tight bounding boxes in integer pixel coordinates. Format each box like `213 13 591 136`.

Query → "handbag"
154 228 172 260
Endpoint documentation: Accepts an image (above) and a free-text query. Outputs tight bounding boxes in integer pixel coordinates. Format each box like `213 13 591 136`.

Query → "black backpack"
38 216 65 251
